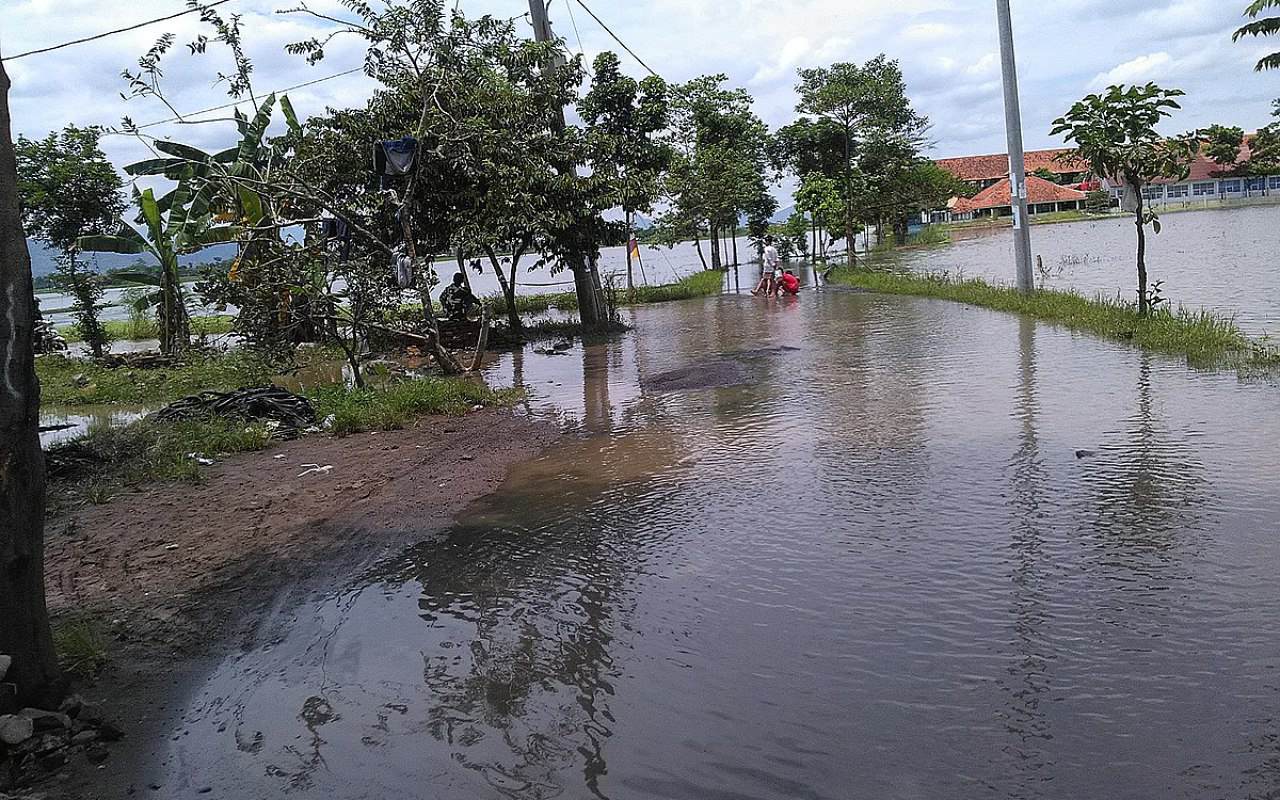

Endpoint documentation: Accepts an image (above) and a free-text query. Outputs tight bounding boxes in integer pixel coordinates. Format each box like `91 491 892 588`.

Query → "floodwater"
879 205 1280 335
150 288 1280 799
34 238 748 328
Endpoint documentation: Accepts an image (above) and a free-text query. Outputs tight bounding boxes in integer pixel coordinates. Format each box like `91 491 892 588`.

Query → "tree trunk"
1135 191 1149 316
573 265 601 330
693 236 708 270
486 247 521 332
0 55 65 708
456 249 473 293
731 227 738 267
709 223 722 271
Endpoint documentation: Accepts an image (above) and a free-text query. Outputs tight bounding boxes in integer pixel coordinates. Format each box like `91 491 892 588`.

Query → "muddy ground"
30 409 559 799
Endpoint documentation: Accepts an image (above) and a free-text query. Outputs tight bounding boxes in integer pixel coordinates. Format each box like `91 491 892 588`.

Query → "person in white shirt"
753 236 780 296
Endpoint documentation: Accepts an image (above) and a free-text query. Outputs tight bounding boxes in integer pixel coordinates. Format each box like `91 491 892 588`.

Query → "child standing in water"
753 235 780 296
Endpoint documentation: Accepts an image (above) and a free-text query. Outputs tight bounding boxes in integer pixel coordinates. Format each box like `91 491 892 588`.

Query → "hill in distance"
28 240 237 277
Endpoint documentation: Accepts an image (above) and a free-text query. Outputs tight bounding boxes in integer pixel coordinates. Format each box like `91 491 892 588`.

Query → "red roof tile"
936 148 1088 182
952 175 1087 213
1150 134 1261 184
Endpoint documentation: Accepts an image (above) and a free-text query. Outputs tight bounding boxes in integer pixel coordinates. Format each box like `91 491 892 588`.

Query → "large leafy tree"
794 56 927 266
1202 124 1245 169
1051 84 1199 315
1235 0 1280 71
0 52 65 709
579 52 671 290
662 75 771 271
15 126 125 357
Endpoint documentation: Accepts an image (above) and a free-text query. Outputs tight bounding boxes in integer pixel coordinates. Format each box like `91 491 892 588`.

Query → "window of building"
1193 182 1217 196
1221 179 1243 194
1269 176 1280 190
1167 184 1189 199
1142 185 1165 200
1247 177 1267 193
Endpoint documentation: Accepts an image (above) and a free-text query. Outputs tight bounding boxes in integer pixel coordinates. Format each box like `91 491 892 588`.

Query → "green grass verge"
310 379 509 436
57 315 237 343
827 268 1280 370
46 377 513 496
38 351 283 407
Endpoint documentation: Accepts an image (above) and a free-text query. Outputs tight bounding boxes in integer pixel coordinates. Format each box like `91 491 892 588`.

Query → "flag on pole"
628 235 640 261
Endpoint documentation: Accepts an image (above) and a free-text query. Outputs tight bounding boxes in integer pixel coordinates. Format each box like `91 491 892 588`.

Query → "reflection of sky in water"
161 292 1280 800
876 205 1280 335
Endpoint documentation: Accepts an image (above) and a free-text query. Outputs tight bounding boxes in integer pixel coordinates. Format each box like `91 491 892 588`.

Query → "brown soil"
31 408 559 799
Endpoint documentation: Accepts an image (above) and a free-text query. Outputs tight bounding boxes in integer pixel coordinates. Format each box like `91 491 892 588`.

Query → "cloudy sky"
2 0 1278 203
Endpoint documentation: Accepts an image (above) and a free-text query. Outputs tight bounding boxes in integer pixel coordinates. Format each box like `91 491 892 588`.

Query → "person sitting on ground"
752 235 781 296
440 272 481 320
777 269 801 297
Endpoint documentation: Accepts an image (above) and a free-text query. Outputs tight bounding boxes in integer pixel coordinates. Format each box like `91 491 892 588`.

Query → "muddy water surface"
156 291 1280 799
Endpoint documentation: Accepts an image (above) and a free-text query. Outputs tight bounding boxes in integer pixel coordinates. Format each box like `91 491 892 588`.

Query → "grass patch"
37 351 289 407
48 417 275 485
52 614 111 678
58 315 236 343
905 226 951 247
310 378 508 436
826 268 1280 370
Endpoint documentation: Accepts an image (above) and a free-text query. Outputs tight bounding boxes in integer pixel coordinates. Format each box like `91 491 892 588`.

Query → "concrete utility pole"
996 0 1035 294
528 0 606 326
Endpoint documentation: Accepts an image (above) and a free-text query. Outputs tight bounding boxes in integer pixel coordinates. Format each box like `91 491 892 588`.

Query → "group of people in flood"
752 235 801 298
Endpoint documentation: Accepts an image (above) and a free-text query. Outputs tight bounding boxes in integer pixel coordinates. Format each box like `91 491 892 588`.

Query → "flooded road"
878 205 1280 335
154 291 1280 799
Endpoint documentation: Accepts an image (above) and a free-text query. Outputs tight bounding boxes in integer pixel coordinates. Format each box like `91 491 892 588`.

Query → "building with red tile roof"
936 148 1089 191
951 175 1087 218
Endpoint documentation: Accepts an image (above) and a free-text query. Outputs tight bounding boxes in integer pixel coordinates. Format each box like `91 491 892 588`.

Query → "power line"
570 0 660 79
127 67 365 130
1 0 233 62
563 0 586 58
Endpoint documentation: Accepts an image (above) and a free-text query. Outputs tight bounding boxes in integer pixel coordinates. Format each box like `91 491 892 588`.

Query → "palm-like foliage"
76 95 289 354
1235 0 1280 71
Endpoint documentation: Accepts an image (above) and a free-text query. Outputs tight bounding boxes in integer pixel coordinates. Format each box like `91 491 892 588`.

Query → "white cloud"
2 0 1275 201
1089 52 1174 89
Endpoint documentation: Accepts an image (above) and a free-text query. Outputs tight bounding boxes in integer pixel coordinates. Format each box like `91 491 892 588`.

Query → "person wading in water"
752 235 780 296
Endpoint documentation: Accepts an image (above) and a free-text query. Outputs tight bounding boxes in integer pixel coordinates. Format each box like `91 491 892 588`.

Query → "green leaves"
1236 1 1280 70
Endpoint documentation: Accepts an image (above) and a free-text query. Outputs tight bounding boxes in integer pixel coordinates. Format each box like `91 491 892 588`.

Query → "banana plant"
77 95 292 353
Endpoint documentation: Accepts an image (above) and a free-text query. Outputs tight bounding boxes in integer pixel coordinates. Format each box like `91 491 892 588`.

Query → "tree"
1051 84 1199 315
1235 0 1280 71
1032 166 1062 184
15 126 125 358
795 56 927 266
579 52 671 291
1202 124 1245 170
0 53 65 709
663 75 771 271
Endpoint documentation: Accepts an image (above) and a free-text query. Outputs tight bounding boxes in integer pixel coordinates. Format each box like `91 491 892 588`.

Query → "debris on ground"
297 464 334 478
0 684 123 794
153 386 317 438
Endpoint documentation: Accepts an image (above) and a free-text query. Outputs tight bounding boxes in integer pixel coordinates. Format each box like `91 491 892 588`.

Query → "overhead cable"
127 67 366 130
570 0 660 79
2 0 233 62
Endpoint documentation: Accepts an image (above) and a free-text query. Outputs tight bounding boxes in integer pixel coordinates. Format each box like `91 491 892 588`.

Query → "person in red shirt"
777 269 801 296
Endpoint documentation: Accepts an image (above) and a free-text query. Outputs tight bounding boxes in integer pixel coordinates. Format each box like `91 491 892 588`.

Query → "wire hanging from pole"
563 0 586 58
570 0 660 79
118 67 366 131
2 0 233 62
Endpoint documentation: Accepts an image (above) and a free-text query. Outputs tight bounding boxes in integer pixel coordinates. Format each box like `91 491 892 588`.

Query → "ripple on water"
164 292 1280 799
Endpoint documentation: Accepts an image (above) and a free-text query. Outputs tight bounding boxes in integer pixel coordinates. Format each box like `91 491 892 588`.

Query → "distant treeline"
33 259 229 293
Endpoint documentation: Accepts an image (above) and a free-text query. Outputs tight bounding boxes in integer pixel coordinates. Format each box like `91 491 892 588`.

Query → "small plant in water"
1145 280 1169 311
